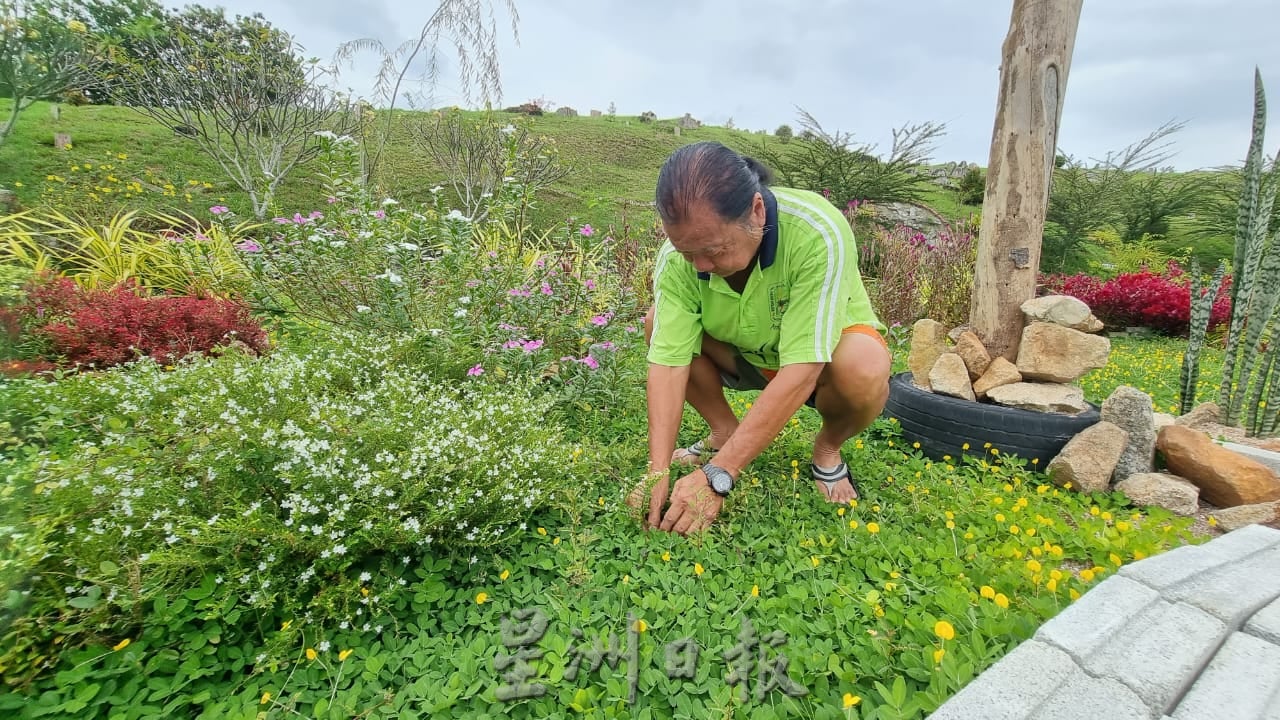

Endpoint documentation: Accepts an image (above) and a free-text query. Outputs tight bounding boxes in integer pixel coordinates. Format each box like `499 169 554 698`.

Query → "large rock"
1046 421 1128 493
908 319 948 389
972 357 1022 398
1021 295 1093 330
1176 402 1221 431
1154 412 1177 432
1216 441 1280 478
1016 322 1111 383
954 331 992 380
1213 501 1280 531
1102 386 1156 481
986 382 1091 415
1156 425 1280 507
929 353 975 401
1114 473 1200 516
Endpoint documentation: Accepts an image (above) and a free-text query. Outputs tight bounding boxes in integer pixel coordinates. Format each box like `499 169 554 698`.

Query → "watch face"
710 472 733 494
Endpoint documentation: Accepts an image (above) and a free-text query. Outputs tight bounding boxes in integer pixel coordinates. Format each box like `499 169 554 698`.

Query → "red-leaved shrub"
17 277 268 368
1042 262 1232 336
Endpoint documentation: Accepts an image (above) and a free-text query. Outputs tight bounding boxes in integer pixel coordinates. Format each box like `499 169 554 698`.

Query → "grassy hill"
0 100 981 233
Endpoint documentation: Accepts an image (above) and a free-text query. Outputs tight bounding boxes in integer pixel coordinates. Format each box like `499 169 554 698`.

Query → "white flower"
458 295 471 305
359 571 371 582
453 308 467 318
430 185 443 194
381 198 399 206
356 305 372 313
428 329 444 337
399 242 420 251
329 241 347 248
375 270 403 285
444 209 470 222
500 124 516 135
480 192 492 199
313 130 338 140
502 176 515 183
318 640 331 652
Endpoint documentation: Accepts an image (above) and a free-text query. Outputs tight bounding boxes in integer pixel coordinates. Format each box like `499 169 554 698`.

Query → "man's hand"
658 469 725 535
625 470 671 530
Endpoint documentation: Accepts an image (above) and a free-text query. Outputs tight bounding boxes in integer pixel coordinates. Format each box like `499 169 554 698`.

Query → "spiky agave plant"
1218 69 1280 435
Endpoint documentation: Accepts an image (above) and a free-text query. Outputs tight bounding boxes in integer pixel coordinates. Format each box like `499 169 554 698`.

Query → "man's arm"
710 362 823 479
647 363 690 476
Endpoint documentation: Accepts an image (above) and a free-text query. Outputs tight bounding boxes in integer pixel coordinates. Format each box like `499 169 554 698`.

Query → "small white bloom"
430 185 443 194
381 198 399 206
313 130 338 140
444 209 470 222
356 305 372 313
500 124 516 135
453 308 467 318
359 571 371 582
399 242 420 251
329 240 347 248
458 295 471 305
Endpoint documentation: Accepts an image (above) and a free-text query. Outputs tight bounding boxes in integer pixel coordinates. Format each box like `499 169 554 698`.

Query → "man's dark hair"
655 141 773 225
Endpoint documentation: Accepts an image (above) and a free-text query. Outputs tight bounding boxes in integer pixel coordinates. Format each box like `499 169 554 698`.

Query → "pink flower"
508 287 531 298
590 314 610 326
541 283 553 296
580 224 594 237
467 364 484 377
235 239 262 253
625 326 638 333
373 210 386 219
273 217 292 224
465 280 481 287
598 341 616 351
522 339 544 353
585 279 597 291
580 355 599 370
209 205 229 215
293 213 308 224
327 196 339 204
310 211 324 220
503 340 523 349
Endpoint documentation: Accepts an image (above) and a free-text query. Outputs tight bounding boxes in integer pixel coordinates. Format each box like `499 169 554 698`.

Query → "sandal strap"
685 439 718 457
811 462 861 498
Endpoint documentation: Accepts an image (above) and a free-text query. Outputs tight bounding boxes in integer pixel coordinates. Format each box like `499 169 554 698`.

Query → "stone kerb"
928 525 1280 719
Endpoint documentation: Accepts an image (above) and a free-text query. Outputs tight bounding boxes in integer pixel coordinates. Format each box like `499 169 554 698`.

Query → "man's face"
664 195 766 277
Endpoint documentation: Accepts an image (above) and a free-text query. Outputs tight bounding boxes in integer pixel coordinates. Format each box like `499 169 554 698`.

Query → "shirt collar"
697 187 779 280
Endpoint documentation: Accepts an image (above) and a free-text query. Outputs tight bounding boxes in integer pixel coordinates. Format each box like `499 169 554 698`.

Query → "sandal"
672 439 718 465
811 462 861 501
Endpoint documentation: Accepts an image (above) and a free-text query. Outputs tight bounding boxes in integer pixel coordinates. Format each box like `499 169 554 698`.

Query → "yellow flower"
848 520 859 530
1069 588 1081 601
944 511 955 520
1009 525 1021 535
962 443 970 450
260 692 271 704
994 593 1009 609
995 513 1006 523
661 551 671 562
945 519 956 530
1110 553 1123 567
361 587 370 597
66 19 87 33
634 618 648 633
843 693 861 708
1090 506 1100 516
810 556 820 568
1133 550 1147 560
553 537 561 545
500 569 510 581
838 507 846 516
934 620 955 641
475 592 489 604
933 648 946 664
1101 511 1113 522
1116 521 1131 532
694 563 705 576
1208 516 1218 527
112 638 131 651
305 648 317 661
751 584 760 597
1026 528 1036 537
980 585 995 599
339 649 352 661
622 575 630 584
537 527 547 535
866 522 880 534
992 497 1003 505
281 620 292 631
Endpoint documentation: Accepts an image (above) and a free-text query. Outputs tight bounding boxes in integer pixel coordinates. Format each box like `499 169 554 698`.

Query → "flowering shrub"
853 216 976 328
16 277 268 368
1043 262 1232 336
1 331 582 683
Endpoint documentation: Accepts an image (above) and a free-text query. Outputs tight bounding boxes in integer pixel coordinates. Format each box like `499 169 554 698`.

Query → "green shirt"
647 186 883 371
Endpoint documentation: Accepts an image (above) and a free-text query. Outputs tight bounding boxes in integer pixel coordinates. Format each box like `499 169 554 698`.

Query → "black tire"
881 372 1100 464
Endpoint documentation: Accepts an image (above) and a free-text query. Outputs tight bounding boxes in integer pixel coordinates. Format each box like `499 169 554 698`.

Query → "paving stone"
1030 672 1155 720
1165 545 1280 624
1119 525 1280 591
1034 575 1159 662
1170 632 1280 720
928 640 1077 720
1245 596 1280 645
1081 600 1228 713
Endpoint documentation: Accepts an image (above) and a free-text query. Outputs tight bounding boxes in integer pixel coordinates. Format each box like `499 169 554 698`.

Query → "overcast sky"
194 0 1279 171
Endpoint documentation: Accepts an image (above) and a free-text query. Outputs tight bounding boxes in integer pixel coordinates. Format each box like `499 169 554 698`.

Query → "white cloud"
195 0 1280 170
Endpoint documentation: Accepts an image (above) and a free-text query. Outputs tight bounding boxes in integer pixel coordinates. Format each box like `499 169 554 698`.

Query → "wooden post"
970 0 1083 361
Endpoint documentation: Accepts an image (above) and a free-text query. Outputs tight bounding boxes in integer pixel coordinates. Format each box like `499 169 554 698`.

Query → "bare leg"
810 332 892 502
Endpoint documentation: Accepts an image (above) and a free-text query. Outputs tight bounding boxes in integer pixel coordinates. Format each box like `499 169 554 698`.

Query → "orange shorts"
758 324 889 381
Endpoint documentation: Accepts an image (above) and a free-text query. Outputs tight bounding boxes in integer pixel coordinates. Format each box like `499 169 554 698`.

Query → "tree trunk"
970 0 1083 361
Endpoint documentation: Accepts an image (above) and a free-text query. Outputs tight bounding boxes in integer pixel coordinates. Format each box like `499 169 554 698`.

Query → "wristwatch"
702 463 735 497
